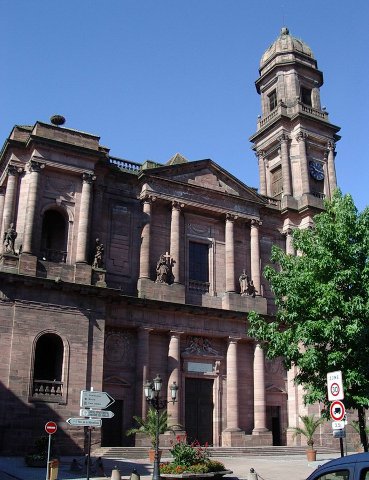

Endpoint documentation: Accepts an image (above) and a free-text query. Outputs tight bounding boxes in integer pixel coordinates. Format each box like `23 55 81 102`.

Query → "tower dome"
260 27 316 74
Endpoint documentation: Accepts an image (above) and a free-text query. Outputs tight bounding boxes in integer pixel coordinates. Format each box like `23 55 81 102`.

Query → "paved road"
0 453 341 480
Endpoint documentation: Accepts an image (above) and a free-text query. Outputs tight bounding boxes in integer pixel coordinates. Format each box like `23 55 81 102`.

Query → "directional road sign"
45 421 57 435
80 409 115 419
80 390 115 409
330 400 346 422
327 371 344 401
67 417 102 427
332 421 345 430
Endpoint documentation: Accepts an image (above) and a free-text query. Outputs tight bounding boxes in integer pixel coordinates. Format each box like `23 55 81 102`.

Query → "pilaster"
279 134 292 196
250 219 262 294
296 132 310 195
225 213 237 293
76 172 95 264
257 150 267 196
170 202 183 284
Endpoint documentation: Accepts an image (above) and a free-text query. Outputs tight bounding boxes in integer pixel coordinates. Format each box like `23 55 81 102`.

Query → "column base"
252 427 269 435
74 262 92 284
221 428 245 447
137 277 185 304
18 253 37 276
222 292 267 314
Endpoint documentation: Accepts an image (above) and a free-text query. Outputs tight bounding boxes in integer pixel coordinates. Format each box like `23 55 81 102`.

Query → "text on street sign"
327 371 344 401
80 390 115 409
80 408 114 419
67 417 102 427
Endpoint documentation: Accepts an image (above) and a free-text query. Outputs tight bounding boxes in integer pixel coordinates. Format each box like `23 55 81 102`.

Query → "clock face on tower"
309 161 324 181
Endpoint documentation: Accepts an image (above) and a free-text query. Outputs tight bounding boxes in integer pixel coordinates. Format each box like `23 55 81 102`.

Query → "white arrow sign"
67 417 102 427
80 390 115 409
80 409 115 419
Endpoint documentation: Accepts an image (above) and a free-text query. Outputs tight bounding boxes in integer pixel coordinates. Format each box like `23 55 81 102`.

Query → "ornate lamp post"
144 374 179 480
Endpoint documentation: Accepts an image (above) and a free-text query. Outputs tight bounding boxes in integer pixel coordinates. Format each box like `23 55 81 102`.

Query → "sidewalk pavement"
0 453 341 480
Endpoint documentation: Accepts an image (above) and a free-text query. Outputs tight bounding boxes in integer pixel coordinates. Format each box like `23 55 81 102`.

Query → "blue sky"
1 1 368 211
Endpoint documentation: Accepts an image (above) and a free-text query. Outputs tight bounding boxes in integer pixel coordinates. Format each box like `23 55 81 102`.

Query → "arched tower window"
32 333 64 401
40 209 68 262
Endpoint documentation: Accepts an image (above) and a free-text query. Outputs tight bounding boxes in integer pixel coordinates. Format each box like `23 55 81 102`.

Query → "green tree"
126 408 168 448
248 191 369 450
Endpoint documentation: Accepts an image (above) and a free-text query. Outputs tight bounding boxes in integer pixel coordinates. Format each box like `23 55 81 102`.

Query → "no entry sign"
45 421 57 435
330 400 346 422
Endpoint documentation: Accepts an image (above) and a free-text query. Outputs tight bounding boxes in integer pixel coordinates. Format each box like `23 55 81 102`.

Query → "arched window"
32 333 64 401
40 209 68 262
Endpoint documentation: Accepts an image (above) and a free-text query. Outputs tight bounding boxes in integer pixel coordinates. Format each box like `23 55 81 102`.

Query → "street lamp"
144 374 179 480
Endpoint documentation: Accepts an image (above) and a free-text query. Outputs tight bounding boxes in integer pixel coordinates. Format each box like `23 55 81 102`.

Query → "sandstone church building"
0 28 340 454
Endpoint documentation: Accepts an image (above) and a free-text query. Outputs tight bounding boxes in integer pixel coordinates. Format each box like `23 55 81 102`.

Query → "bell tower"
250 27 341 226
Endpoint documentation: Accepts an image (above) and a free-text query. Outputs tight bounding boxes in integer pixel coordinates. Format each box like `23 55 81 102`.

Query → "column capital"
169 330 184 337
251 218 262 228
296 131 308 143
327 140 336 152
141 194 156 204
27 160 45 173
172 200 184 211
82 172 96 184
228 336 241 345
7 164 21 176
255 149 265 159
278 133 290 144
226 213 238 222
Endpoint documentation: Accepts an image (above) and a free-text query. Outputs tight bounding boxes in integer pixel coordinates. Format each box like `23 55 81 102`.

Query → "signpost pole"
86 427 92 480
340 437 344 457
45 433 52 480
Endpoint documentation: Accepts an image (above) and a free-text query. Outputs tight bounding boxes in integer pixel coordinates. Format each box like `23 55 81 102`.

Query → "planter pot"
306 450 317 462
149 449 162 463
161 470 233 480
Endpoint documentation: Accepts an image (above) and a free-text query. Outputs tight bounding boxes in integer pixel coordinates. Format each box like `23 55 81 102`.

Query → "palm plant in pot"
292 415 325 461
126 407 168 462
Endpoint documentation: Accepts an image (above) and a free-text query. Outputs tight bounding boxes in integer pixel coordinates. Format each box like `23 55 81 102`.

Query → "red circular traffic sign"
330 382 340 397
330 400 345 422
45 421 57 435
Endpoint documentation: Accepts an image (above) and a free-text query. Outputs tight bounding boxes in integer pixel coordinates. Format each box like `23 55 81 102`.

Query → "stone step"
92 446 339 459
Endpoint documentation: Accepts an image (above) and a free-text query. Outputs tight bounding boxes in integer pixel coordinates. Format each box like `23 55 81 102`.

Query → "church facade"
0 28 340 454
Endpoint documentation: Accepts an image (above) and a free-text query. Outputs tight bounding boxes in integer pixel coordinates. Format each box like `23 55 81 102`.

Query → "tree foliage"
248 191 369 419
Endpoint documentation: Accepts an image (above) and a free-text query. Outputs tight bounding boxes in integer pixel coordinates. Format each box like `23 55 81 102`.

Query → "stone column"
167 331 182 429
135 327 152 418
279 134 292 196
253 343 267 433
296 132 310 195
250 219 261 294
225 337 241 430
75 172 95 263
1 167 19 254
285 228 295 256
0 187 5 237
170 202 183 284
225 213 237 293
257 150 267 196
327 141 337 196
22 161 45 254
139 196 154 279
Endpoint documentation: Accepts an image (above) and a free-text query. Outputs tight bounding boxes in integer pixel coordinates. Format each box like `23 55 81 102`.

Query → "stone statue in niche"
239 270 258 297
3 223 17 255
92 238 104 269
155 252 175 284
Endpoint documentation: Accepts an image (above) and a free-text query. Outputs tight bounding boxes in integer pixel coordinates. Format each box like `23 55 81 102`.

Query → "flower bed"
159 437 232 480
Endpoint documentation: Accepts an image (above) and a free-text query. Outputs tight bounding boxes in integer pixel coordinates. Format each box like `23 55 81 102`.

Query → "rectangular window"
268 89 278 111
271 166 283 197
189 241 209 282
301 86 312 106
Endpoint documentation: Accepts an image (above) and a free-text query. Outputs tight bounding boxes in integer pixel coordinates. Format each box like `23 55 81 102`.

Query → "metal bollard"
248 467 258 480
111 466 121 480
130 468 140 480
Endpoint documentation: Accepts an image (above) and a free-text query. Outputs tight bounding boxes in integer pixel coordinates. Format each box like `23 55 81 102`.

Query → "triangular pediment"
141 159 266 204
266 384 287 394
103 375 131 387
